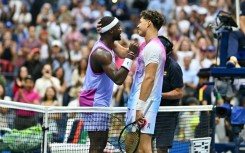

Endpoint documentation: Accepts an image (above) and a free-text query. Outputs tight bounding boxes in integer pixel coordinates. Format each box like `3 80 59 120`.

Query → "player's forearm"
114 41 128 58
113 58 134 85
162 88 184 100
111 68 129 85
139 75 155 101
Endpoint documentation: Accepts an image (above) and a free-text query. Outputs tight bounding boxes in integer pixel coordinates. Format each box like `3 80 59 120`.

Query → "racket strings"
119 124 140 153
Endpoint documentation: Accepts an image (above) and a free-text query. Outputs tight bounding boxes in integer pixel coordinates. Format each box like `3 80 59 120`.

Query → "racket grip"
142 119 147 127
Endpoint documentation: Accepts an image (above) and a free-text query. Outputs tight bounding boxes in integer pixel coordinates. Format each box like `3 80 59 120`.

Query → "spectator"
0 31 16 76
39 29 50 61
182 56 199 96
41 86 62 142
0 22 5 40
147 0 174 24
81 38 95 59
53 66 67 104
178 97 200 141
109 0 129 21
23 48 44 82
206 45 217 65
49 39 62 61
47 18 68 43
193 36 212 69
0 84 10 129
14 75 41 130
0 1 8 22
34 63 61 98
175 0 192 19
193 68 218 105
9 0 23 21
205 1 219 28
82 0 112 35
65 22 83 51
70 58 88 99
66 40 83 65
57 5 72 24
174 36 197 68
71 0 91 32
68 87 80 107
14 23 29 51
35 16 49 38
18 26 41 65
0 31 17 63
52 51 73 89
0 64 6 87
166 21 181 44
132 0 148 12
12 3 32 26
36 3 54 25
13 65 29 96
41 86 61 107
193 68 218 139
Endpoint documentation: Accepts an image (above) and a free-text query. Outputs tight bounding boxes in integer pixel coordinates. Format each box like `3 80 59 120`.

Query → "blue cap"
208 45 215 52
5 21 13 28
98 0 105 5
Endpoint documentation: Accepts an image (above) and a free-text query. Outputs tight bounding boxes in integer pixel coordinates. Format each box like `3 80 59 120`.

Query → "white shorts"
126 109 157 134
81 112 110 131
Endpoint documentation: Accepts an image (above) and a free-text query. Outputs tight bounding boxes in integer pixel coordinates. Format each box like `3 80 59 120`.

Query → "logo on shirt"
147 123 151 129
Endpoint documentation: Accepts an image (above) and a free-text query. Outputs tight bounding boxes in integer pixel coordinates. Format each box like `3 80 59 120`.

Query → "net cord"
0 100 213 113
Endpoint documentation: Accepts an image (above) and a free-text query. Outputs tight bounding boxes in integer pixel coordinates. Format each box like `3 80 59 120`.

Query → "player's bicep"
95 51 118 79
92 49 118 76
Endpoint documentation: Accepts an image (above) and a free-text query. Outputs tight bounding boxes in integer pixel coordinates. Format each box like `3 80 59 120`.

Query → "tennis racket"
118 100 154 153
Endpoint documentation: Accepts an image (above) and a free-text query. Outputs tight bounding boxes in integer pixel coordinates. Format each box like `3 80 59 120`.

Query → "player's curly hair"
140 10 165 30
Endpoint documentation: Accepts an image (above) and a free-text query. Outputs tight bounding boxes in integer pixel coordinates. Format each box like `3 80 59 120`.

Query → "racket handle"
142 119 147 127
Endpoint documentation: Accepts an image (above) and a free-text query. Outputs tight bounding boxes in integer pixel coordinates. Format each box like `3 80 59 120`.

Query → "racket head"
118 121 141 153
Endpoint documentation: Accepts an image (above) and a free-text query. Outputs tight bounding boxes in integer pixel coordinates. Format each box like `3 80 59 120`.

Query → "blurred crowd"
0 0 244 145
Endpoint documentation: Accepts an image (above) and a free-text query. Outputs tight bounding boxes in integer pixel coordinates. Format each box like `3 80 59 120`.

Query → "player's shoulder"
91 48 112 64
93 47 111 56
145 39 163 50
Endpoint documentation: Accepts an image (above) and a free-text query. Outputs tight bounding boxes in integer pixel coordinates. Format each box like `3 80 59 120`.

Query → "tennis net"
0 100 213 153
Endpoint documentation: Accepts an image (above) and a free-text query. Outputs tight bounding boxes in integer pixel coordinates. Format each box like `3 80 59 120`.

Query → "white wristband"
135 99 146 110
121 58 133 71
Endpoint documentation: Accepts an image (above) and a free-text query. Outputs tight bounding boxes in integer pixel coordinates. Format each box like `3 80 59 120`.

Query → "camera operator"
227 1 245 59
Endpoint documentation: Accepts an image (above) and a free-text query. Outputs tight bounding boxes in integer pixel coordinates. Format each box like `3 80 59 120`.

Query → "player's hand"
128 42 139 58
136 110 145 127
96 20 102 33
